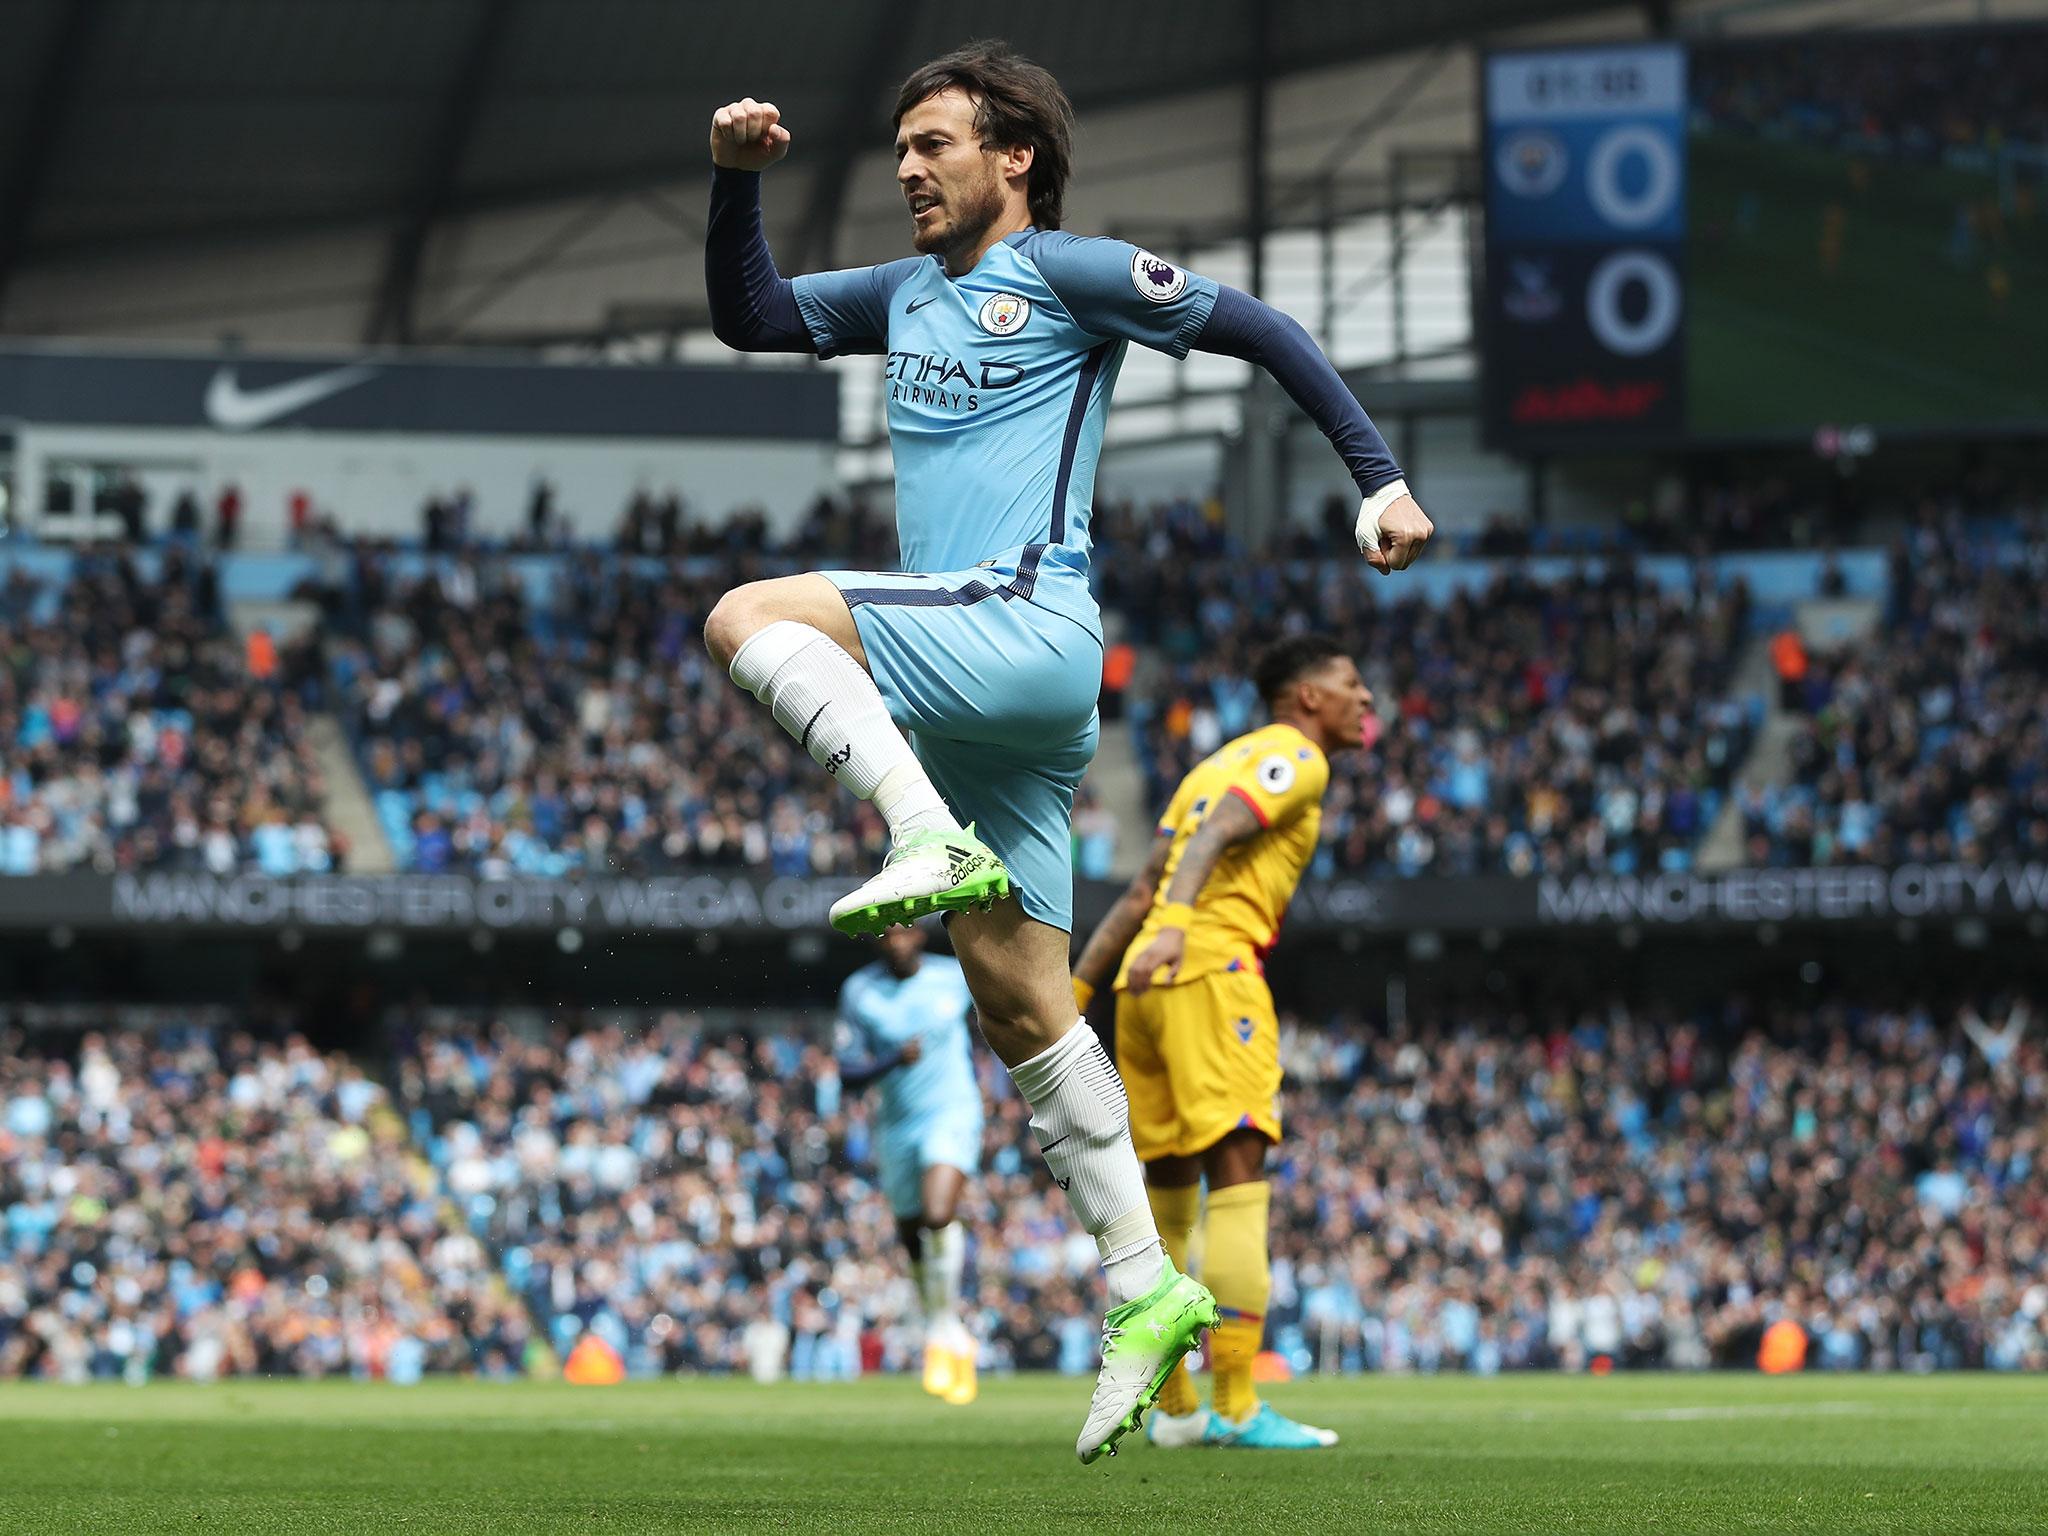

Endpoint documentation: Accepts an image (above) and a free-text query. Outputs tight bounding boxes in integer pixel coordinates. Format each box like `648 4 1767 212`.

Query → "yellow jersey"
1114 722 1329 990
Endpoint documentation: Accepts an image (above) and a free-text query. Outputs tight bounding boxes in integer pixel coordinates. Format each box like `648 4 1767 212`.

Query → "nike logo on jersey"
203 364 377 431
905 295 938 313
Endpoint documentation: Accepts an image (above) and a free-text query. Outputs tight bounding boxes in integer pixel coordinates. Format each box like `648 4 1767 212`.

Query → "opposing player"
836 923 983 1405
1071 636 1367 1450
703 42 1430 1460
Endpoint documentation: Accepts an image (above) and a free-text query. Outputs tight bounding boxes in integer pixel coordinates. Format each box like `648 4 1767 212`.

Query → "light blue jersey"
794 233 1218 633
836 954 979 1135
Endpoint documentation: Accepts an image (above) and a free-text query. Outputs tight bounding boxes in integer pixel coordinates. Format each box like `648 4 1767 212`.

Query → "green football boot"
828 823 1012 936
1076 1260 1219 1464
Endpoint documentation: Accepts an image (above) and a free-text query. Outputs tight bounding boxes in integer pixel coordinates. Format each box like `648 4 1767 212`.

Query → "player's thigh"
918 723 1095 938
947 898 1078 1065
703 572 865 668
1113 987 1180 1165
827 573 1100 749
1160 968 1284 1155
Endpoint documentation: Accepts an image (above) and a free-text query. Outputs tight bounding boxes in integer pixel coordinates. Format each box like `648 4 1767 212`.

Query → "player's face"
895 89 1009 261
878 924 926 975
1306 656 1373 754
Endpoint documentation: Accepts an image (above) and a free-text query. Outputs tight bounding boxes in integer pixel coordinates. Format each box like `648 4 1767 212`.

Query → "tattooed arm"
1121 792 1264 995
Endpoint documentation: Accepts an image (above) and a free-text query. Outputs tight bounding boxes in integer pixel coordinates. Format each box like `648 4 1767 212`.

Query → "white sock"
1007 1021 1165 1306
728 620 957 840
922 1221 965 1326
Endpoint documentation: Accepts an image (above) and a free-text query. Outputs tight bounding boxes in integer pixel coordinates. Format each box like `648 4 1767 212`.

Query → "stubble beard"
911 167 1006 267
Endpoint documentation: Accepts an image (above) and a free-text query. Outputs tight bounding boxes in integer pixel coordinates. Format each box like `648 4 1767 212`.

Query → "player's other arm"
1194 287 1432 574
1122 793 1264 995
1070 831 1174 1013
1030 233 1431 572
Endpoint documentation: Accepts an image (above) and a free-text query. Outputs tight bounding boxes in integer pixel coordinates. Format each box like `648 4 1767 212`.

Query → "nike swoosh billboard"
0 342 836 440
203 364 378 430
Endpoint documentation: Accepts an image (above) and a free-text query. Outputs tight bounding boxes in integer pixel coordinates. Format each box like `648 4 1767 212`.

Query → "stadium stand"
0 1025 528 1382
1736 532 2048 868
5 990 2040 1380
7 491 2042 885
0 553 340 877
1118 552 1757 878
329 550 891 879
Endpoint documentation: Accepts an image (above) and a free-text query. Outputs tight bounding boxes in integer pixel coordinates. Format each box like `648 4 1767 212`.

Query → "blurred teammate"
1071 636 1368 1450
703 42 1430 1460
836 924 983 1405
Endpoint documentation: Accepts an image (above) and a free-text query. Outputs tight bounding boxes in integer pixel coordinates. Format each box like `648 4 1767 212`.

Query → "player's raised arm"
705 98 814 354
710 97 792 172
1029 234 1433 573
705 97 925 359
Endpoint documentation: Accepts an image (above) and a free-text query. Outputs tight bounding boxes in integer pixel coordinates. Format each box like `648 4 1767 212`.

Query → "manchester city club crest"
978 293 1030 335
1495 128 1568 198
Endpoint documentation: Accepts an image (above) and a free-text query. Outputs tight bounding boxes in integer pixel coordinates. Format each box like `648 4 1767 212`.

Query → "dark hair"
893 40 1075 229
1253 634 1349 708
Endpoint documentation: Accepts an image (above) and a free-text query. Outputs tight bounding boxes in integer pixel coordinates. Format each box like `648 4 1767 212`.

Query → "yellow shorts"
1114 965 1282 1163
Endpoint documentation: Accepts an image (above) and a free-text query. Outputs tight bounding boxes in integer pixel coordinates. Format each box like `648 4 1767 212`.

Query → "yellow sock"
1201 1180 1271 1424
1147 1181 1202 1418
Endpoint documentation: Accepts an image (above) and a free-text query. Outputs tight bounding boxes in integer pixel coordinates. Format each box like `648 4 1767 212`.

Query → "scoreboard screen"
1482 28 2048 449
1482 43 1687 448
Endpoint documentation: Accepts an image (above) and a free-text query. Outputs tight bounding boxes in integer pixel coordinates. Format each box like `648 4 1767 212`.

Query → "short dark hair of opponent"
894 40 1076 230
1252 634 1350 709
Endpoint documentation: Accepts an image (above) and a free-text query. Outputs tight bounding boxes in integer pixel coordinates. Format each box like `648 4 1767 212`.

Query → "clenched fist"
710 97 792 171
1356 481 1434 575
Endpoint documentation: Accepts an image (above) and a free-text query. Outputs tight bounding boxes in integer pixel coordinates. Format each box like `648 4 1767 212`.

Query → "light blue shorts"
877 1110 985 1220
824 546 1101 933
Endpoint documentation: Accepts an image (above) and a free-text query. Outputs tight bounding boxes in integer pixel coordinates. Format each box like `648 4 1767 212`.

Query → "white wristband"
1355 478 1410 555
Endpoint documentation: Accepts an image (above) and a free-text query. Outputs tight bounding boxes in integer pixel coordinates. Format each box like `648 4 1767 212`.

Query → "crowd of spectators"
1267 993 2044 1375
1738 525 2048 868
1114 549 1755 879
0 553 342 876
11 486 2040 884
331 553 891 878
394 1015 1106 1379
0 1024 532 1382
7 987 2039 1381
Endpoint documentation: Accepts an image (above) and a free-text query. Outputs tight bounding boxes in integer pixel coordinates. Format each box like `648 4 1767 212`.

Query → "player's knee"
703 585 768 667
975 1005 1060 1065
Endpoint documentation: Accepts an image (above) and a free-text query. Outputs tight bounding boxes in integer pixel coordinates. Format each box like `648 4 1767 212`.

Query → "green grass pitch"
4 1374 2043 1534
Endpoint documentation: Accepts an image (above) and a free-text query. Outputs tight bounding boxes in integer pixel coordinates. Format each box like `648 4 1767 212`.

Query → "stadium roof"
0 1 1616 290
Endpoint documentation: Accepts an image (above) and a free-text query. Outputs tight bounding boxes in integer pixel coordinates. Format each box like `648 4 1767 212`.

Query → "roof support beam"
0 0 108 315
1244 0 1272 299
365 0 515 344
790 4 922 275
